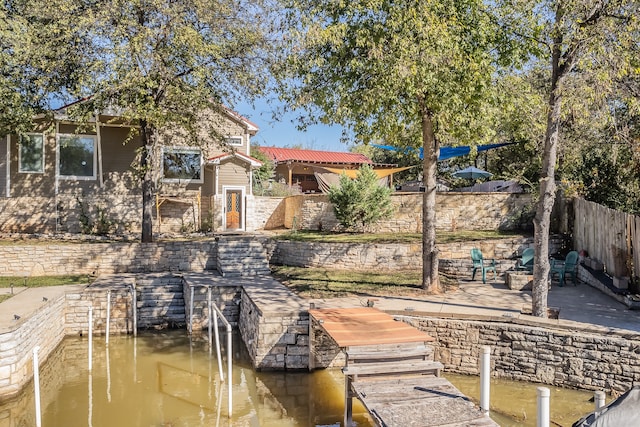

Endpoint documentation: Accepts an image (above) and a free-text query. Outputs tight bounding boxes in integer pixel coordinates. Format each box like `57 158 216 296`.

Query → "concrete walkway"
2 274 639 336
308 278 640 335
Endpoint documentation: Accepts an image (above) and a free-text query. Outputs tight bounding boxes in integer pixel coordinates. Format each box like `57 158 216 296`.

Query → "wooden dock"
309 307 498 427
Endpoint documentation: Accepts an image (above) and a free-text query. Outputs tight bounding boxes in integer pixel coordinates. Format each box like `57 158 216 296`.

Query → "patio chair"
471 248 497 284
549 250 579 286
516 248 534 273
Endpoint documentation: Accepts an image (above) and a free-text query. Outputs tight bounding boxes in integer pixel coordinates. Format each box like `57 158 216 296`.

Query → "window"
19 133 44 173
162 147 203 182
58 135 97 179
225 136 243 146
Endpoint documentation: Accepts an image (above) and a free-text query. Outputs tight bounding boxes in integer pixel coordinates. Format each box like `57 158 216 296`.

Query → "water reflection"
0 330 600 427
0 331 373 427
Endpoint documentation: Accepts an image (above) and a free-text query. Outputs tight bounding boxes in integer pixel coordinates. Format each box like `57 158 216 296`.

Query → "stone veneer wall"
65 287 133 335
0 241 217 276
250 197 286 231
299 192 533 232
395 315 640 395
270 236 564 271
182 282 242 330
0 293 67 396
239 287 309 371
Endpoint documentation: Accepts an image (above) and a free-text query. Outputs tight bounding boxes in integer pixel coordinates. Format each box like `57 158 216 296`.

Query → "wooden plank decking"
352 376 497 427
309 307 498 427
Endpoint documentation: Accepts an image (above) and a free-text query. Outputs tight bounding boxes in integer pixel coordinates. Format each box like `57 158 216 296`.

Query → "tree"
251 144 276 195
525 0 639 317
0 0 90 135
277 0 523 291
57 0 276 242
327 165 393 231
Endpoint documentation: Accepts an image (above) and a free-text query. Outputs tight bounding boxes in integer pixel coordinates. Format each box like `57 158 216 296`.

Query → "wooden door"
225 190 242 229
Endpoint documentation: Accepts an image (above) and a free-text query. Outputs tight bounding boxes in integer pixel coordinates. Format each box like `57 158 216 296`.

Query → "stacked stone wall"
396 316 640 395
65 287 133 335
270 237 564 272
183 283 242 331
239 289 309 371
0 241 217 277
0 293 67 397
298 192 533 232
251 197 286 231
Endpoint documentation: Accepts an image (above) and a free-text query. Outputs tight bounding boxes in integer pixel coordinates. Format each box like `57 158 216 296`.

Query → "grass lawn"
271 265 458 298
0 275 89 288
276 229 529 244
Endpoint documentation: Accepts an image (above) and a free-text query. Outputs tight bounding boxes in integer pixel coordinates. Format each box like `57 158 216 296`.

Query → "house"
256 146 406 193
0 104 263 234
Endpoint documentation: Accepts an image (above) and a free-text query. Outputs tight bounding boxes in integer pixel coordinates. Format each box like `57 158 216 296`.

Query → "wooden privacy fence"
573 198 640 279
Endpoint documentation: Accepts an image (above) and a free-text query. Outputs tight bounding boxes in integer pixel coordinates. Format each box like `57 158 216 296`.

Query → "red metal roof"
257 146 373 165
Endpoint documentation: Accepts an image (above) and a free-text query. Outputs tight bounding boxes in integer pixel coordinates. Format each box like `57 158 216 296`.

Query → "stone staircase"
216 236 271 277
135 275 186 329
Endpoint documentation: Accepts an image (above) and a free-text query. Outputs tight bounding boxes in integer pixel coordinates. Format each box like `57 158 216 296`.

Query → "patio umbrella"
452 166 492 180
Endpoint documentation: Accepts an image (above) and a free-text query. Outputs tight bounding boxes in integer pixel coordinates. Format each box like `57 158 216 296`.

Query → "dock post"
594 390 606 417
480 345 491 415
33 346 41 427
106 290 111 345
88 306 93 371
536 387 550 427
344 375 353 427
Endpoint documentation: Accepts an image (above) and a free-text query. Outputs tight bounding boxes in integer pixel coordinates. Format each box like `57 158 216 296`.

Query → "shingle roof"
207 151 262 167
257 146 373 165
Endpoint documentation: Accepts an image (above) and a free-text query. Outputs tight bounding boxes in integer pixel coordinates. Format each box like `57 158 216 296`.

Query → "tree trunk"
532 30 565 317
140 120 156 243
420 101 440 293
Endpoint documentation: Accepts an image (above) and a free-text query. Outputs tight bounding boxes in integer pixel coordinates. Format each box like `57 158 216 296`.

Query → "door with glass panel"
225 189 242 230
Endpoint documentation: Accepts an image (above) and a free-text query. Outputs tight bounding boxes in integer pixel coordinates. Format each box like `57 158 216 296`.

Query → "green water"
0 331 601 426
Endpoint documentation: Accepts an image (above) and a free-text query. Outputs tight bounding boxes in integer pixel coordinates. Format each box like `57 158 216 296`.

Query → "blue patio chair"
516 248 534 273
549 250 579 286
471 248 497 284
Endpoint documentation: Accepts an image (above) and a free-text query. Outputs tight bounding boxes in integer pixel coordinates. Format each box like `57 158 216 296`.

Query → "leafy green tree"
277 0 524 291
53 0 275 242
250 145 276 195
328 165 393 232
0 0 90 135
523 0 640 317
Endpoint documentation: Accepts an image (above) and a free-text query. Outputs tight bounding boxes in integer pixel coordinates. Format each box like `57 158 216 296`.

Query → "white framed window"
57 134 97 180
225 136 243 146
18 133 45 173
162 147 203 183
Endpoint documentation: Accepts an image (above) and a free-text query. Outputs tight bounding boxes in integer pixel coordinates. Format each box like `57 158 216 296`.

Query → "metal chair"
549 250 579 286
471 248 497 284
516 248 534 273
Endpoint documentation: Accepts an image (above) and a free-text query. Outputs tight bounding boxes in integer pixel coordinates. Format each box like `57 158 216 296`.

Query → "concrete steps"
216 236 271 277
135 276 186 329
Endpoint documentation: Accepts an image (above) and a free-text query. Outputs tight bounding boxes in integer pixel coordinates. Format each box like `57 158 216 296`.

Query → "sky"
234 97 354 153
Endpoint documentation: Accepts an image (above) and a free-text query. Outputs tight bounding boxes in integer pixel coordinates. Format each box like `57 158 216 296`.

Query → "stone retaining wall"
0 241 217 277
65 287 133 335
298 192 533 233
0 293 67 396
395 316 640 395
183 283 242 331
270 236 564 271
239 283 309 371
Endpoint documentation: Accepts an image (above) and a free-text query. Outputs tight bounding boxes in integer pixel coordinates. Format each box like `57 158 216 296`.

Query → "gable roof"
257 146 374 165
207 151 262 168
54 98 259 135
